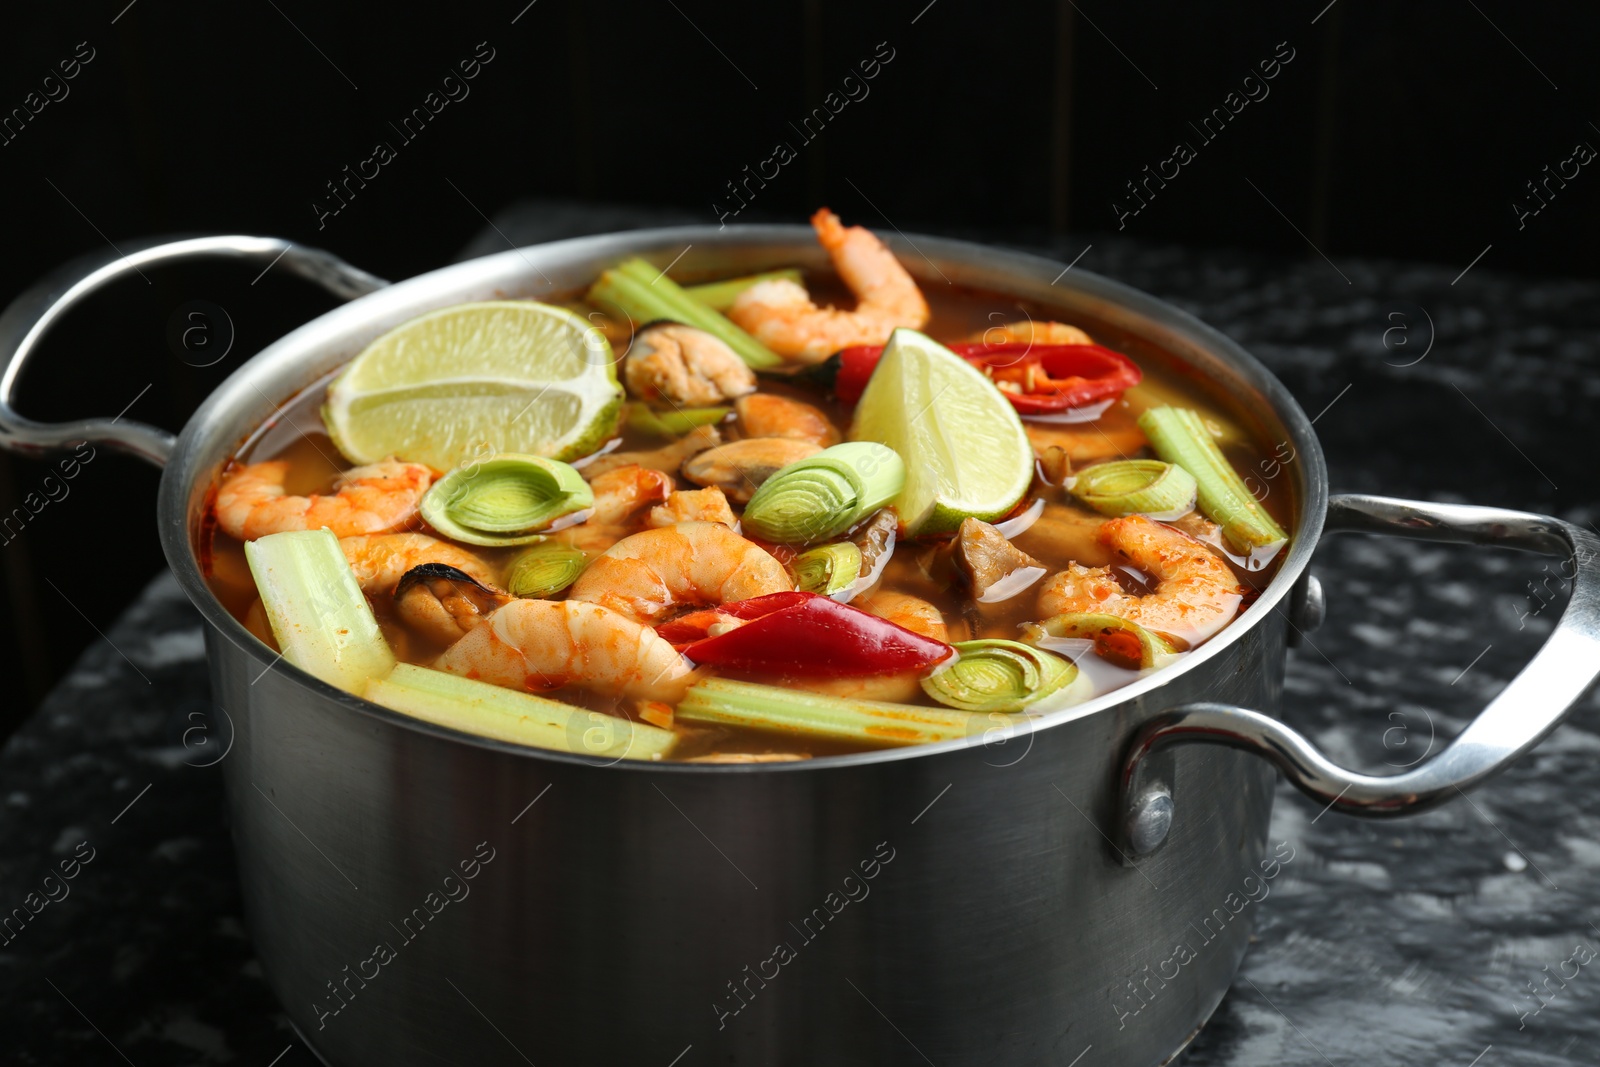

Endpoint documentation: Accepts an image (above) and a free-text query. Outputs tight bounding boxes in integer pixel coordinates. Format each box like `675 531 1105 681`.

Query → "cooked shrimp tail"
568 521 792 623
1035 514 1243 647
728 209 929 362
434 599 696 703
216 459 432 541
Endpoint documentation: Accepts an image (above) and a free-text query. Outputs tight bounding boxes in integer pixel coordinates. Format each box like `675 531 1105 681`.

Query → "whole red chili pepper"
659 591 953 676
833 341 1141 413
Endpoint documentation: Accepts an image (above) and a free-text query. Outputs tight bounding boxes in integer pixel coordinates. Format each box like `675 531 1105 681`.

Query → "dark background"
1 0 1595 733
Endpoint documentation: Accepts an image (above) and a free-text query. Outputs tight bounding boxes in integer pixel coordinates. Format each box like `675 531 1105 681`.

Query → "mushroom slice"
734 394 840 447
625 323 757 406
394 563 512 647
681 437 821 504
952 517 1048 603
839 506 898 602
1037 445 1072 487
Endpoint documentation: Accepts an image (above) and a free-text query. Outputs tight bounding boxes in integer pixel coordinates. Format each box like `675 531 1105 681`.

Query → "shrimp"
648 486 737 528
551 524 629 555
339 533 499 595
735 394 839 447
434 599 696 704
567 521 792 623
587 464 673 525
1036 514 1243 646
728 208 929 362
856 591 948 641
968 320 1093 347
216 459 432 541
545 465 676 557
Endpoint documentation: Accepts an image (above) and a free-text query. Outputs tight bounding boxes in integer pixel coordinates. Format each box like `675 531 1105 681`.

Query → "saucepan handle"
1119 494 1600 856
0 235 387 469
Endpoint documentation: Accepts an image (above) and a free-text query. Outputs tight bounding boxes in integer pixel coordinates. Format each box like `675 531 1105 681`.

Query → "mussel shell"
393 563 500 599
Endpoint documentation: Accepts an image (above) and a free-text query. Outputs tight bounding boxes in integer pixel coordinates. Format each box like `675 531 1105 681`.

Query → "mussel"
681 437 821 505
393 564 512 647
624 322 757 407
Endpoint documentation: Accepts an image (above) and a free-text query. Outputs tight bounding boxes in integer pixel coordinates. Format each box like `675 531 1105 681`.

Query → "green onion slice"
741 442 906 545
1137 407 1288 553
1023 613 1180 671
921 639 1077 713
421 453 594 547
505 544 594 599
1070 459 1197 518
792 542 863 598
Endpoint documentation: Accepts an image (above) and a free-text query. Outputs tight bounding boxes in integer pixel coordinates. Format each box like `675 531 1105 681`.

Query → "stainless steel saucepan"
2 229 1596 1066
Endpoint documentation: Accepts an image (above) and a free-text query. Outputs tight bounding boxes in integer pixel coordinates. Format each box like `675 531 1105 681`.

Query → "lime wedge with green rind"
323 301 623 472
848 328 1032 536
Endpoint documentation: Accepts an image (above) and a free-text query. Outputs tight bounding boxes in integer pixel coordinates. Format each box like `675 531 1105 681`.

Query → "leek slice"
1023 613 1179 671
683 269 804 311
677 678 989 748
586 258 782 369
244 528 395 694
921 639 1077 713
505 544 593 599
1070 459 1196 518
421 453 593 547
792 542 863 597
1137 407 1288 552
741 442 906 545
367 663 676 760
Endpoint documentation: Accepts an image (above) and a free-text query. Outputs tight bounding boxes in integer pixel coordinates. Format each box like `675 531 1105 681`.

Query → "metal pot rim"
157 224 1329 773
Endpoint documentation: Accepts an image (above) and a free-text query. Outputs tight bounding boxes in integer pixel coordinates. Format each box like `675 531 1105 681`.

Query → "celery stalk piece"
367 663 677 761
585 258 783 370
1136 406 1289 552
677 678 993 748
683 269 804 311
244 529 396 694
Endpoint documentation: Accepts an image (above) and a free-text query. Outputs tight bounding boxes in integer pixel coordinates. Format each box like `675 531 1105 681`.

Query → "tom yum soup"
205 209 1293 763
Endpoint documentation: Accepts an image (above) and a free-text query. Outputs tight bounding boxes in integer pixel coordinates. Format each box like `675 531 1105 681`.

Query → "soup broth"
206 233 1293 763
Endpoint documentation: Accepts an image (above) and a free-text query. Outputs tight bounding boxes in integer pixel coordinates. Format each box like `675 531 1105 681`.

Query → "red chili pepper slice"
833 341 1141 413
1091 629 1146 672
662 591 953 676
657 592 813 646
833 345 884 408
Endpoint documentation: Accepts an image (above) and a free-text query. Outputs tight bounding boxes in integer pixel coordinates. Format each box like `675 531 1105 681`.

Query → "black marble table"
2 202 1596 1066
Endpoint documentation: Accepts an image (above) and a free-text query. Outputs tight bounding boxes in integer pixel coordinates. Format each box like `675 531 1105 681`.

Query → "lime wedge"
323 302 623 471
849 328 1032 536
